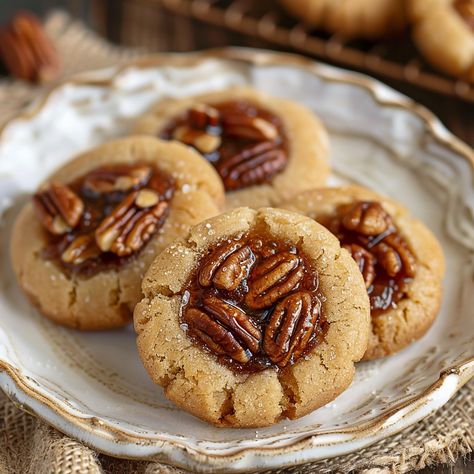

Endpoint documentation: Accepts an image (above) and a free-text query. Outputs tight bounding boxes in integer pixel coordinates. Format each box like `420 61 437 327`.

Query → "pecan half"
173 125 221 154
188 103 220 129
342 202 392 236
199 241 256 291
343 243 376 288
184 295 261 363
0 13 60 83
95 188 168 256
83 164 152 194
263 291 319 367
33 182 84 235
222 114 278 142
374 233 416 278
245 251 304 309
216 141 287 191
171 103 222 154
61 234 101 265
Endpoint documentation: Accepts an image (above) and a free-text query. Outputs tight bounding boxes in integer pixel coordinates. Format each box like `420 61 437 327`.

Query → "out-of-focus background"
0 0 473 146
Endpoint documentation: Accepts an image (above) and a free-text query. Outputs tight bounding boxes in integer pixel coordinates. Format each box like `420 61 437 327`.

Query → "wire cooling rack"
152 0 474 103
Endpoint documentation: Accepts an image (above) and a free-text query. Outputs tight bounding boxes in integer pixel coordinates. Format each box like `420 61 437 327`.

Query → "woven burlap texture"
0 11 472 474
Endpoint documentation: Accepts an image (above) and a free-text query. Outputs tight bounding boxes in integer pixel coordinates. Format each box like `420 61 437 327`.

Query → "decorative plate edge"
0 47 473 472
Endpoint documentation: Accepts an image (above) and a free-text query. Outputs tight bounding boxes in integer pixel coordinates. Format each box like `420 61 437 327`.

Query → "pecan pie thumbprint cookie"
11 136 224 330
133 87 330 209
283 186 445 360
134 207 370 427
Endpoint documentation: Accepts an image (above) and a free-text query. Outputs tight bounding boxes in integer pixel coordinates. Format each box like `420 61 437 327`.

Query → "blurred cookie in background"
408 0 474 82
133 86 330 209
278 0 406 39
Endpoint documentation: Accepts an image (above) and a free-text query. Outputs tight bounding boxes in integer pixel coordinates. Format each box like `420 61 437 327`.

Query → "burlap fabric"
0 11 472 474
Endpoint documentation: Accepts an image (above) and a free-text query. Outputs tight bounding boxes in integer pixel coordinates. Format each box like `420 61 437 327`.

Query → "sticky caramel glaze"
180 232 327 373
41 164 175 277
324 212 414 316
160 100 288 190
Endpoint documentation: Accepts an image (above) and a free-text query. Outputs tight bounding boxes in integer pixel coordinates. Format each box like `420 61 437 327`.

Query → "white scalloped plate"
0 49 473 473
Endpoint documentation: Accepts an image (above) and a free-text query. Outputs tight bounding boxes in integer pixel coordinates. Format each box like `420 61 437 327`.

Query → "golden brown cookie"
11 136 224 330
134 207 370 427
408 0 474 82
278 0 406 39
282 186 445 360
132 87 330 209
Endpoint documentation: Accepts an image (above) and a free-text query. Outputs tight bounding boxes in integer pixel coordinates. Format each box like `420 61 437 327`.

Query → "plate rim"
1 46 473 472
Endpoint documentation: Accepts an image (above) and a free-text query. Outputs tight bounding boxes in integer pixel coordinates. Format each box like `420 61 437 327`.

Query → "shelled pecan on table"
0 12 60 83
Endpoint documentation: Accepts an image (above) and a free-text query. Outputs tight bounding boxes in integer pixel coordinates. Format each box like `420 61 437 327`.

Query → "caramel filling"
161 100 288 191
181 232 326 373
33 162 175 277
323 201 416 316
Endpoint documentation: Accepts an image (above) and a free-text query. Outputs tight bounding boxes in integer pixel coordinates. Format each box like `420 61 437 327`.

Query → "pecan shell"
184 295 261 363
263 291 319 367
216 141 287 191
95 189 169 256
33 182 84 235
245 251 304 309
199 241 256 291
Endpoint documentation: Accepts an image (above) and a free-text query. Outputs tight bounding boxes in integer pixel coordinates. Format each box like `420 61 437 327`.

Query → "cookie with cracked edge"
10 136 224 330
132 86 330 209
278 0 406 39
282 186 445 360
408 0 474 82
134 207 370 428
